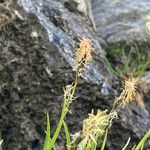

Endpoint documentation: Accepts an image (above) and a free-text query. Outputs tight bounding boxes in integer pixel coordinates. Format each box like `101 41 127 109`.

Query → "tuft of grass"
105 44 150 108
105 44 150 78
43 39 150 150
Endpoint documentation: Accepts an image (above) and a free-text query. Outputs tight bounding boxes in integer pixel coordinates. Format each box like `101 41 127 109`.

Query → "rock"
17 0 113 89
92 0 150 44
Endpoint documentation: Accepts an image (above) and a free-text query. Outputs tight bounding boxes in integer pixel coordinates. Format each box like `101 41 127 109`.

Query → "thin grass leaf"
135 43 141 66
49 109 65 150
115 67 124 77
138 60 150 74
122 137 130 150
123 48 132 74
44 113 51 150
88 131 101 150
104 56 120 77
134 129 150 150
122 47 129 74
131 145 136 150
63 121 71 150
101 129 108 150
125 49 132 74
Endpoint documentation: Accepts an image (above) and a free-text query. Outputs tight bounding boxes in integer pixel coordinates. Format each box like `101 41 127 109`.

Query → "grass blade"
134 129 150 150
44 113 51 150
101 128 108 150
49 111 64 150
122 137 130 150
135 43 141 66
63 121 71 150
131 145 136 150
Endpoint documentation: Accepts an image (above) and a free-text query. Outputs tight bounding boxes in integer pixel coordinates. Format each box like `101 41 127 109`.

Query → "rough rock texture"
0 1 150 150
17 0 113 89
92 0 150 44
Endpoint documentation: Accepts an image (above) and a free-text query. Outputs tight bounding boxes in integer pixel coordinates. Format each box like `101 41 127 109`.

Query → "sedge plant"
43 37 95 150
105 44 150 78
43 38 150 150
71 74 150 150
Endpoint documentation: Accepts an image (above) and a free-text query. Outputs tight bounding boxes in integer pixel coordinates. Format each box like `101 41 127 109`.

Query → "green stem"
49 72 79 150
134 129 150 150
63 121 71 150
101 129 108 150
49 102 66 150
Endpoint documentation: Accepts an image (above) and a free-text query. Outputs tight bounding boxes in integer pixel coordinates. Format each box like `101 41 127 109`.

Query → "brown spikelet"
75 37 94 71
115 76 142 107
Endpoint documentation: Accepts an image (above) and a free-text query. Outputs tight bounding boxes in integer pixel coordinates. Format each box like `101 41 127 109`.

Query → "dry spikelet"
71 110 117 150
63 84 76 113
81 109 117 144
115 76 141 107
75 37 94 71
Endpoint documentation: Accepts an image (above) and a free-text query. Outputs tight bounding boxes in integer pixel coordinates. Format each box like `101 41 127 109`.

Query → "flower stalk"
47 37 94 150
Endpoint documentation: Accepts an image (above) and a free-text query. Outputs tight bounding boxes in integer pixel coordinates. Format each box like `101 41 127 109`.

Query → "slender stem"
63 121 71 150
122 137 130 150
49 72 79 150
134 129 150 150
49 102 66 149
101 129 108 150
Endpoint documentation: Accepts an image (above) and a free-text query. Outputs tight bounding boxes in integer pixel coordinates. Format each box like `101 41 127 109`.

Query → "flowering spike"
81 110 117 145
75 37 94 71
115 76 141 107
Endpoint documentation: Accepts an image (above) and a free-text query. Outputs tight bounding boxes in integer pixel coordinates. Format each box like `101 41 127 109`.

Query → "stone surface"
0 1 150 150
92 0 150 44
17 0 112 88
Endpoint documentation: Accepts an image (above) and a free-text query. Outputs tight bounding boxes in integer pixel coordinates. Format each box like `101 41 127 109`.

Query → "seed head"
63 84 76 113
115 76 141 107
75 37 94 71
82 110 117 144
71 110 117 149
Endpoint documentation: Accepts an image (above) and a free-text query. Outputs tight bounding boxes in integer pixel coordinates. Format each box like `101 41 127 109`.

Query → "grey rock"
92 0 150 44
17 0 113 90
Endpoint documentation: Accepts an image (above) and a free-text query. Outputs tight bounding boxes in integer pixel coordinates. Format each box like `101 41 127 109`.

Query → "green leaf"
63 121 71 150
115 67 124 77
101 129 108 150
134 129 150 150
77 138 87 150
131 145 136 150
43 113 51 150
